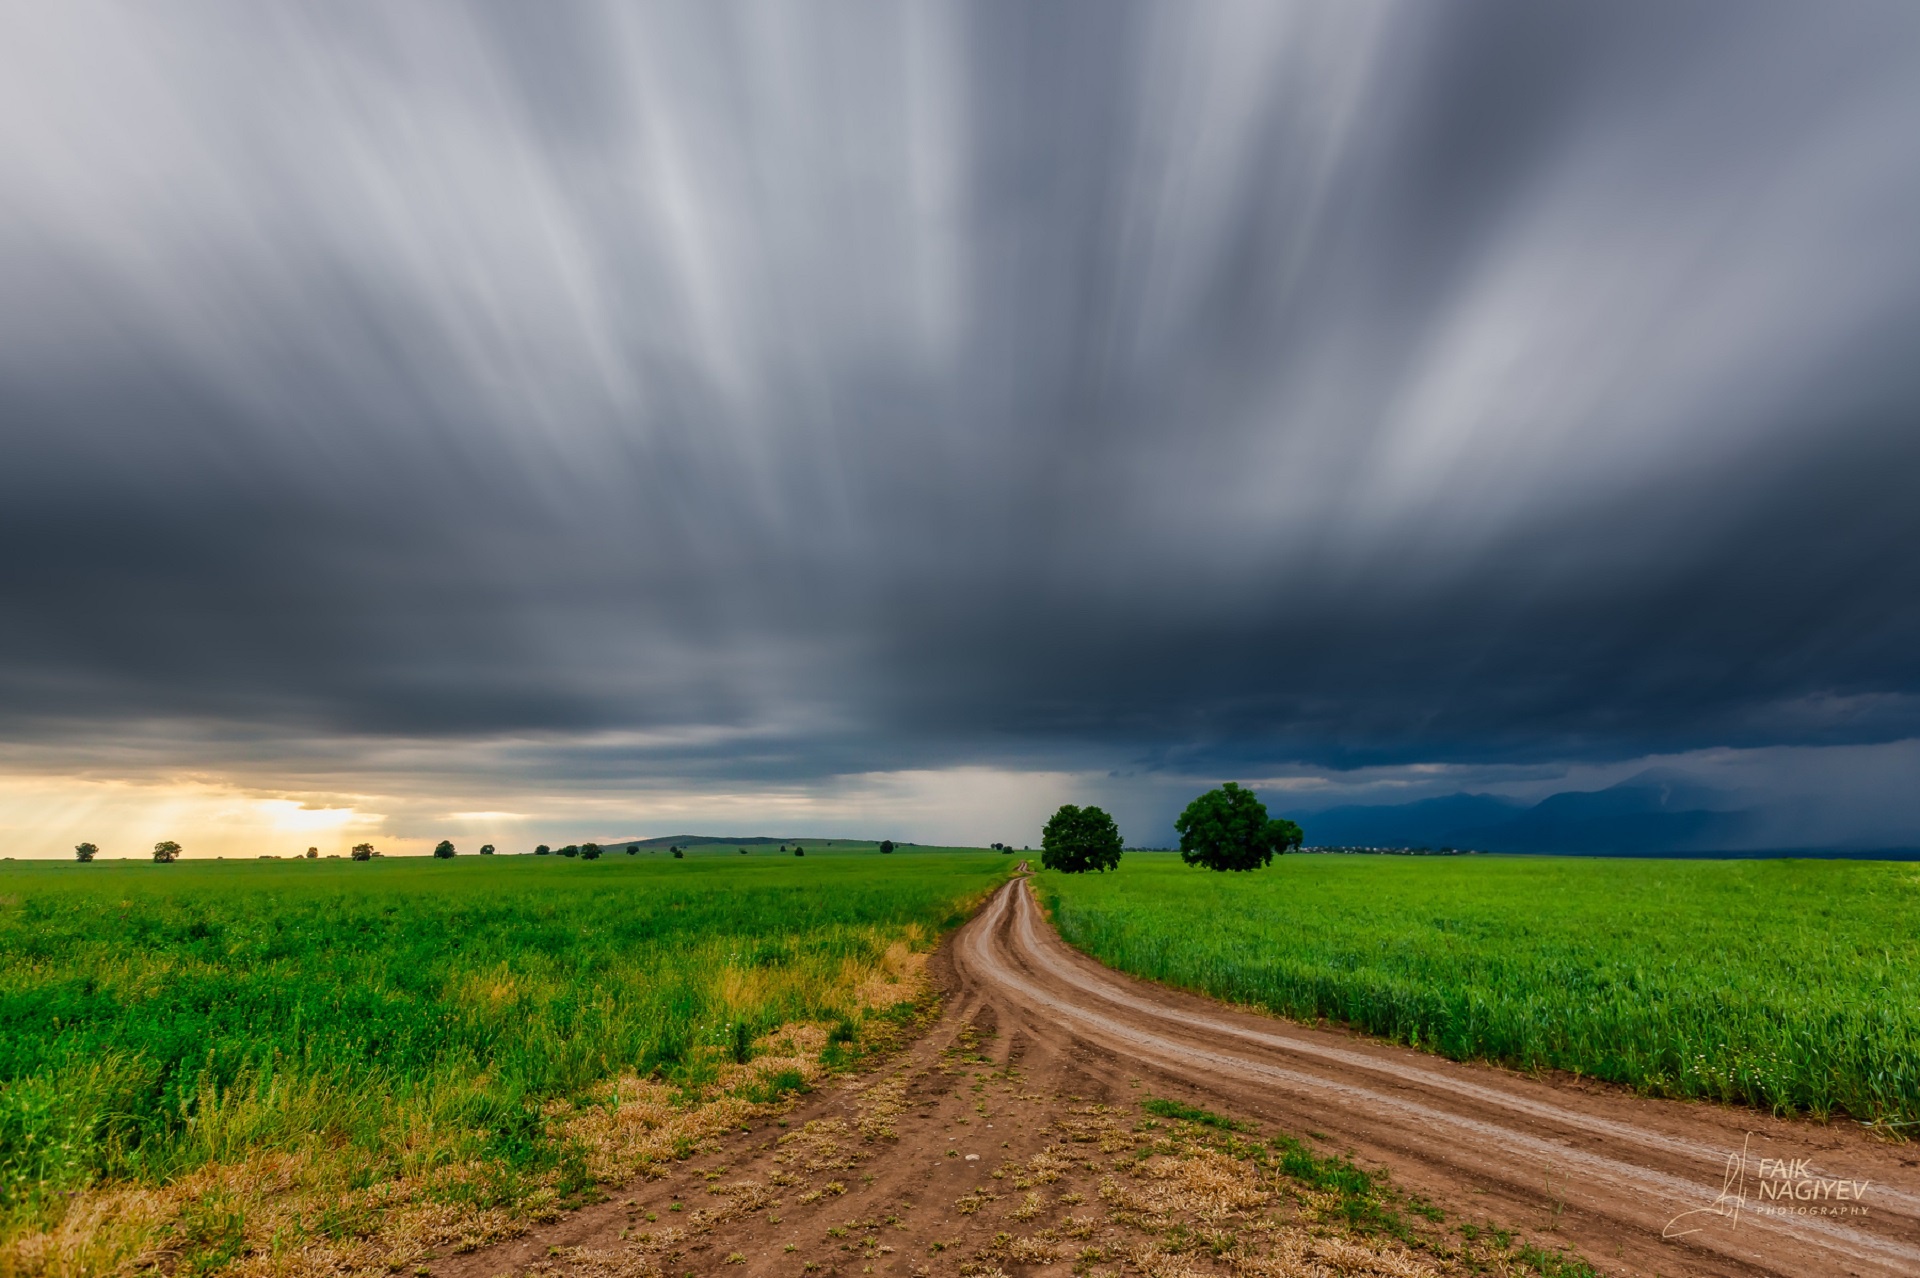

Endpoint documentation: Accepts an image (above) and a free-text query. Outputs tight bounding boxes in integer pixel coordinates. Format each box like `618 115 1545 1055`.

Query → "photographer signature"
1665 1134 1873 1237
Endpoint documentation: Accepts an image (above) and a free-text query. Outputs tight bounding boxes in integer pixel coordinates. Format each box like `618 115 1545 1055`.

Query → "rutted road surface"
448 870 1920 1278
965 874 1920 1277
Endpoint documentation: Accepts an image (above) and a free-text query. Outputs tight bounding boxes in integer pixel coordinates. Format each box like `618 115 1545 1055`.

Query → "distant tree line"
70 817 1285 871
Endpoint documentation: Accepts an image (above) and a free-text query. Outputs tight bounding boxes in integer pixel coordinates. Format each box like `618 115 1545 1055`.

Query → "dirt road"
448 872 1920 1278
962 875 1920 1277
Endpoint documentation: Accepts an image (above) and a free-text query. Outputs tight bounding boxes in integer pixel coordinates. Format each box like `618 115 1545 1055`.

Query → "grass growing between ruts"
0 850 1011 1276
1128 1097 1597 1278
1040 854 1920 1125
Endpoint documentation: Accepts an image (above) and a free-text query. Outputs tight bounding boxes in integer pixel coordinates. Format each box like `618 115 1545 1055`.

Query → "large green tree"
74 842 98 862
433 840 456 859
1175 783 1302 871
152 840 181 863
1040 804 1124 874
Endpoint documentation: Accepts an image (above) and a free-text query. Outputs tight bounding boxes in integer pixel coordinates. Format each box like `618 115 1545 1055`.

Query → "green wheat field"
1040 853 1920 1126
0 848 1010 1275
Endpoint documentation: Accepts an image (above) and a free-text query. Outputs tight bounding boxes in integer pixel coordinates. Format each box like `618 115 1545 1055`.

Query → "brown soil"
437 874 1920 1278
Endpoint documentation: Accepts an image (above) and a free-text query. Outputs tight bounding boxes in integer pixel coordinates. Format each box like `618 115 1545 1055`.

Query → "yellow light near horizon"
0 776 380 859
250 798 362 834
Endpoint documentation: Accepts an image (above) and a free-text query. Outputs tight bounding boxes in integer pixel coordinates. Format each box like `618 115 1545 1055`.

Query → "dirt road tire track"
968 874 1920 1277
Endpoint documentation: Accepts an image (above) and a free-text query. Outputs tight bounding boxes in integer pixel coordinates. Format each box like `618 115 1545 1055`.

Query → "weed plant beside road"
0 849 1009 1274
1039 853 1920 1125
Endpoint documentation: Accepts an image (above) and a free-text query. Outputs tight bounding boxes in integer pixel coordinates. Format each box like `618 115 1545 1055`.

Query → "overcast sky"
4 1 1919 855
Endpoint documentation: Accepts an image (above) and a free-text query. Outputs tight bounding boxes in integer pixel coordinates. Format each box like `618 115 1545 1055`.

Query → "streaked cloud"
3 2 1918 851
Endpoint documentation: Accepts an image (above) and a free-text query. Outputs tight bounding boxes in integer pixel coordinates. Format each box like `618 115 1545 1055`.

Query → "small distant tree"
351 842 376 861
879 839 894 855
738 846 749 855
580 842 602 860
433 840 456 859
478 843 496 856
306 846 318 859
626 844 637 855
671 846 685 859
1175 783 1302 872
152 840 181 864
557 844 577 858
534 844 551 855
74 842 98 862
1040 805 1122 874
793 846 804 857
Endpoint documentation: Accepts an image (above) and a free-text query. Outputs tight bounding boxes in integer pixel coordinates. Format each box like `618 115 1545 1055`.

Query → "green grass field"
1038 853 1920 1125
0 847 1011 1275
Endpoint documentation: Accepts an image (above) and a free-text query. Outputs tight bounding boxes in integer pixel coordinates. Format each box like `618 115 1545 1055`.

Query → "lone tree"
879 839 894 855
478 843 496 856
305 846 318 859
627 845 638 855
1040 805 1123 874
351 842 376 861
793 846 804 857
1174 783 1302 872
152 840 181 864
580 842 602 860
534 844 551 855
433 840 456 859
74 842 98 862
671 846 685 859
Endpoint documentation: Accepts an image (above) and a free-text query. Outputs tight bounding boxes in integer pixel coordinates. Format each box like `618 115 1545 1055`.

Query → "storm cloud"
4 2 1919 847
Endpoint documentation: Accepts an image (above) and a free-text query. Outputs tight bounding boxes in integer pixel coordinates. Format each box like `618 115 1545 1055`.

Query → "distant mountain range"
1287 771 1774 855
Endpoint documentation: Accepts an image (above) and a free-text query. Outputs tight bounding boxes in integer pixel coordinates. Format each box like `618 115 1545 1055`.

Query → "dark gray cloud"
4 1 1920 824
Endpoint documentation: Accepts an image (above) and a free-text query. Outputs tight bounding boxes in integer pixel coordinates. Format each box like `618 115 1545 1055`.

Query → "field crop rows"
1039 853 1920 1126
0 849 1011 1276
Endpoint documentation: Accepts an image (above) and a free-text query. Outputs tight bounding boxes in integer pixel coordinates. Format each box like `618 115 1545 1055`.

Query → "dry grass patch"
952 1189 998 1216
1004 1144 1074 1188
852 1074 909 1142
773 1119 861 1174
